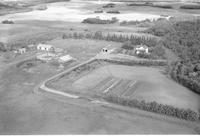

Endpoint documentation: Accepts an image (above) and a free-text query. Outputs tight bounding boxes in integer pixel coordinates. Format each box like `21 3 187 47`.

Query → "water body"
0 0 163 22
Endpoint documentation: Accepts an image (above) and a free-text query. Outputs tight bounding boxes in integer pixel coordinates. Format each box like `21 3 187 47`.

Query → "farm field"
0 0 200 134
46 38 121 61
49 63 200 112
0 64 198 134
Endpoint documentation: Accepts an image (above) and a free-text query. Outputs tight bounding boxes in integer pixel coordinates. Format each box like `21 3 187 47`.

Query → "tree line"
104 95 200 121
62 31 158 47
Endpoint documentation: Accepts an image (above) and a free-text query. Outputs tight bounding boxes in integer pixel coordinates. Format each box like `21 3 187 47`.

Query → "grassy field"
46 38 121 61
0 0 200 134
1 57 199 134
49 62 200 112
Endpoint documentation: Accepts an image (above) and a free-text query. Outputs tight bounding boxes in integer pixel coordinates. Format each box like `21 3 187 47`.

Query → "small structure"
14 48 27 54
27 44 37 50
36 53 56 62
135 44 149 55
37 44 54 52
102 45 116 54
54 48 64 53
58 55 73 63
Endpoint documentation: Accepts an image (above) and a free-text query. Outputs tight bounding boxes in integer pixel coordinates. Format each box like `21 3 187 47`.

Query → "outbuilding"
135 44 149 55
37 44 54 52
102 45 116 54
58 55 73 63
14 48 27 54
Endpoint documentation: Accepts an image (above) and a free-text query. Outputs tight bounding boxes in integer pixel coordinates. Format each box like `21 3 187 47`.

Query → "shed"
27 44 36 50
58 55 73 63
14 48 27 54
102 45 116 54
135 44 149 55
37 44 54 51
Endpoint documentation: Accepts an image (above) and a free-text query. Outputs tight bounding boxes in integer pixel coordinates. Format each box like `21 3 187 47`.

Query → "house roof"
37 44 53 49
135 44 148 49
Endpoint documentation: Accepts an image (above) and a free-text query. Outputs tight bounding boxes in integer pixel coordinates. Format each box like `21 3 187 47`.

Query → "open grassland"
0 20 148 50
48 60 200 112
46 38 121 61
0 64 199 134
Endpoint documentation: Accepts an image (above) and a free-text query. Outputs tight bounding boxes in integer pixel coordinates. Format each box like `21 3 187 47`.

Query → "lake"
0 0 163 22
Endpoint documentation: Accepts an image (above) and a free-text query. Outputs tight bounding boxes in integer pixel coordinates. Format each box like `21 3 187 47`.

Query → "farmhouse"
14 48 27 54
37 44 54 51
102 45 116 54
135 44 149 55
58 55 73 63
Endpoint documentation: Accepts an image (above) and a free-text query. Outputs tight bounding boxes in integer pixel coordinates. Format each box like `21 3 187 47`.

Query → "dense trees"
180 4 200 9
2 20 14 24
0 42 7 52
147 19 200 94
82 17 118 24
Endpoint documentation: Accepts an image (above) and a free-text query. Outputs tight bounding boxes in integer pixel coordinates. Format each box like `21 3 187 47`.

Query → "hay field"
47 38 121 61
68 64 200 112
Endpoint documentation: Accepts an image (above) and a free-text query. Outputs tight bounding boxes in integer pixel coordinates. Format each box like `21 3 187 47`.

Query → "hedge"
103 95 199 121
180 4 200 9
101 58 167 66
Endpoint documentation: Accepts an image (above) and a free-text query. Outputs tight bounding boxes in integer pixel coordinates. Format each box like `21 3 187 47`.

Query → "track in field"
93 76 139 97
93 76 119 94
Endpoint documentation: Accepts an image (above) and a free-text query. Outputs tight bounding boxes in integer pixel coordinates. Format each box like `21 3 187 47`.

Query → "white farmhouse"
135 44 149 55
37 44 54 51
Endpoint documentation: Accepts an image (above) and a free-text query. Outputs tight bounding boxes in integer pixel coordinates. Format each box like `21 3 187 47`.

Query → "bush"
82 17 118 24
127 2 151 7
152 4 173 9
121 41 134 50
0 42 7 52
103 3 116 8
180 4 200 9
2 20 14 24
170 62 200 94
106 10 120 14
103 95 199 121
150 44 166 59
102 58 167 66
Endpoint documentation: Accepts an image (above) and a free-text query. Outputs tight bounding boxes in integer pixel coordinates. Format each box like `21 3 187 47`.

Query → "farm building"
102 45 116 54
36 53 56 62
54 48 64 53
135 44 149 55
27 44 37 50
14 48 27 54
58 55 73 63
37 44 54 51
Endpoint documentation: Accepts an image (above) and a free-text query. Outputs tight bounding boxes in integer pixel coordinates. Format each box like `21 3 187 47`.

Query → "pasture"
47 38 121 61
49 61 200 112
